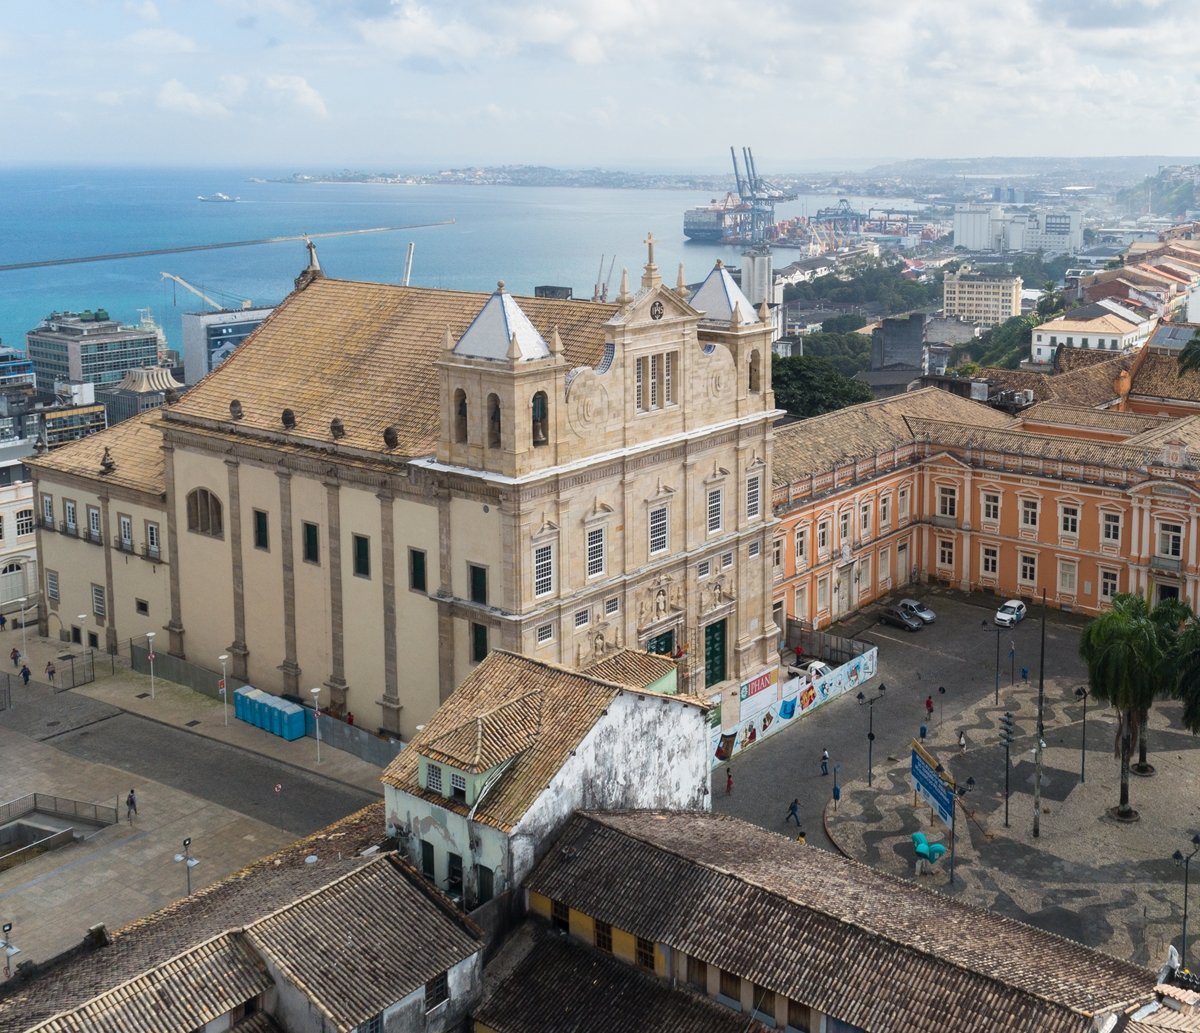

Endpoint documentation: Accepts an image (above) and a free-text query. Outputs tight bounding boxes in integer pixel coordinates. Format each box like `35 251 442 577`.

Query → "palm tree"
1079 593 1162 819
1135 596 1193 773
1177 328 1200 377
1170 613 1200 739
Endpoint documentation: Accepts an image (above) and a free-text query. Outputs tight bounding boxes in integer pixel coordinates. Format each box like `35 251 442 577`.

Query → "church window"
649 506 668 555
531 391 549 446
746 476 761 519
186 489 223 537
487 393 501 449
534 543 554 597
453 389 468 444
586 527 605 577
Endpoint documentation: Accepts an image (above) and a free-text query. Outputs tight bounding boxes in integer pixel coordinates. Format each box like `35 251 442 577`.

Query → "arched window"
487 393 502 449
531 391 549 447
454 389 468 444
186 488 223 537
748 350 762 394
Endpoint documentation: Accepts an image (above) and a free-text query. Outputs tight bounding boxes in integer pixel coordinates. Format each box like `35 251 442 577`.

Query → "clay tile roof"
528 812 1156 1033
1041 314 1140 334
420 691 543 773
27 408 165 496
583 649 678 688
906 417 1153 467
164 277 617 458
1054 346 1124 373
772 388 1013 484
381 651 705 832
474 923 768 1033
1131 350 1200 402
1017 402 1169 435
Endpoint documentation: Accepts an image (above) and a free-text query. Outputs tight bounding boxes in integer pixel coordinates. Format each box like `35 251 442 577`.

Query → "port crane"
730 146 798 245
160 272 253 312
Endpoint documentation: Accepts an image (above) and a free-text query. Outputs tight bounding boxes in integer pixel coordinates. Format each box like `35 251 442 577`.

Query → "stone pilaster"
225 458 248 680
275 469 299 697
163 441 186 657
377 487 400 733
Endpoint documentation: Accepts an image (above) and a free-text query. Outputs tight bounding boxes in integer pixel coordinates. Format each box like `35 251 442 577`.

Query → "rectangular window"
91 584 106 618
476 865 494 904
746 476 761 519
839 511 850 542
15 510 32 537
535 622 554 644
1100 569 1119 599
749 541 761 558
87 506 101 543
983 492 1000 522
409 548 426 591
719 969 741 1003
755 986 776 1018
794 527 808 567
773 538 783 570
469 563 488 604
860 502 870 535
817 521 829 553
1058 558 1077 594
1102 512 1121 543
47 569 59 601
1020 553 1037 583
1021 498 1039 529
1159 522 1183 557
722 551 733 569
534 543 554 596
64 499 77 532
471 622 488 663
253 509 269 550
420 840 435 879
649 506 668 555
635 356 644 412
551 899 569 931
635 936 655 971
1060 506 1078 536
595 920 613 953
982 545 998 575
352 534 370 577
586 527 605 577
146 522 161 558
938 538 953 567
707 489 723 533
899 489 909 520
42 494 53 524
687 955 707 992
938 486 957 518
574 608 590 628
698 559 711 578
426 763 443 793
302 521 320 564
424 972 449 1013
880 495 891 527
604 597 619 616
119 515 133 549
450 771 466 803
664 352 675 404
817 576 829 611
136 599 149 616
788 999 810 1032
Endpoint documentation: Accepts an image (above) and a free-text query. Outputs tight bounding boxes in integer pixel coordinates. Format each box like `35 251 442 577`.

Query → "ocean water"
0 167 896 352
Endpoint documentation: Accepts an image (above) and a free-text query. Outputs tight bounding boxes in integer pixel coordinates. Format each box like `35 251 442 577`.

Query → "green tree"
772 356 873 419
1036 281 1062 319
1177 329 1200 378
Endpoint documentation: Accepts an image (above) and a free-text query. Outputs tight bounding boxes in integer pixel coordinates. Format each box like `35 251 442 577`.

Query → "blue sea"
0 167 898 353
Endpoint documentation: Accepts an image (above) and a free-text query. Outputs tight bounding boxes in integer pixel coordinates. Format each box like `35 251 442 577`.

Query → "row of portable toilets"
234 686 307 741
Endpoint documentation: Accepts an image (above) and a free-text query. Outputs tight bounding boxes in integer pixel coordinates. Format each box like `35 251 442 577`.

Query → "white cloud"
124 28 196 53
123 0 160 21
156 76 245 117
264 74 328 118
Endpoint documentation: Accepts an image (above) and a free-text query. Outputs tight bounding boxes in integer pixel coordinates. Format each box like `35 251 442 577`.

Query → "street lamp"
312 686 322 764
146 632 156 701
998 711 1015 828
16 597 26 668
994 627 1000 705
937 684 946 729
1173 833 1200 966
832 763 842 812
0 921 19 979
218 654 229 726
937 766 974 885
1074 686 1089 784
855 684 886 787
174 836 199 895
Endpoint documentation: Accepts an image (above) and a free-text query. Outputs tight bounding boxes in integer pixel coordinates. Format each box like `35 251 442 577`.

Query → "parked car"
880 607 923 632
787 658 832 682
898 598 936 624
994 600 1027 627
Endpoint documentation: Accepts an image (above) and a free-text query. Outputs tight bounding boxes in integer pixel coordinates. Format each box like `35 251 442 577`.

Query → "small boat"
197 192 239 203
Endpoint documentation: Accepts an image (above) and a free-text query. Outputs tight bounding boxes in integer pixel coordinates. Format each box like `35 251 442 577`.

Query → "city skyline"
3 0 1198 169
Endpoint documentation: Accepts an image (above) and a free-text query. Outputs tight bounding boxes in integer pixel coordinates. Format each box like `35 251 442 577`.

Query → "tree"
1177 328 1200 378
1036 280 1062 319
772 356 873 419
1136 596 1193 773
1078 593 1163 819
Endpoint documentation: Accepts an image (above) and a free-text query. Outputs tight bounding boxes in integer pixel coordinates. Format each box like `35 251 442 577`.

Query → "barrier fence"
0 793 118 827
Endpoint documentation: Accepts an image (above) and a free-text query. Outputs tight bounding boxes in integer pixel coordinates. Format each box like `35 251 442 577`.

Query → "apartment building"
942 265 1022 326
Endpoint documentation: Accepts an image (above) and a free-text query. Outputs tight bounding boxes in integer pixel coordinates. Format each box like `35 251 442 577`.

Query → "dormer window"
426 762 443 793
450 772 467 803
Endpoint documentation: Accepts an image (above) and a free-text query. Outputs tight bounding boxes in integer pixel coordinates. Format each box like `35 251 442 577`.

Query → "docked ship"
683 192 752 243
197 193 239 203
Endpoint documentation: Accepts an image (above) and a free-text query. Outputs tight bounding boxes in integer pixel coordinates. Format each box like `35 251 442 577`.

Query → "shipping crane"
730 146 798 245
160 272 253 312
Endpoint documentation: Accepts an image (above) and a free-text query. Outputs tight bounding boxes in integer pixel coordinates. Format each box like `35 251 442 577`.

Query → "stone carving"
566 374 611 436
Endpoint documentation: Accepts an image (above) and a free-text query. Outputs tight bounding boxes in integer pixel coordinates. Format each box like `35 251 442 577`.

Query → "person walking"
0 613 8 632
126 789 138 823
786 798 801 826
924 695 934 721
959 731 967 753
820 748 830 776
44 661 56 685
9 646 18 668
725 767 733 796
19 664 30 686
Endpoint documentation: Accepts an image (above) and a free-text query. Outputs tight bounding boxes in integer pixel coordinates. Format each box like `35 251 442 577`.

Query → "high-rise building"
181 307 274 385
942 265 1022 326
26 310 160 397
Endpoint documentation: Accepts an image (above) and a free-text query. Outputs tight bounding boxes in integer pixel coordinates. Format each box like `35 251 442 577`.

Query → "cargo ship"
197 192 239 203
683 192 751 243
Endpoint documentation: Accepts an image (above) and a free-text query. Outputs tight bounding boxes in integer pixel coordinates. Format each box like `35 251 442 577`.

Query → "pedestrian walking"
19 664 30 686
44 661 55 685
126 789 137 823
786 798 801 826
725 767 733 795
924 695 934 720
959 731 966 753
1021 666 1029 684
0 613 8 631
9 646 18 668
820 748 830 776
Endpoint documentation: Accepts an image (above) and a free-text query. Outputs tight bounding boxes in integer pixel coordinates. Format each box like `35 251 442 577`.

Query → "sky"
1 0 1197 171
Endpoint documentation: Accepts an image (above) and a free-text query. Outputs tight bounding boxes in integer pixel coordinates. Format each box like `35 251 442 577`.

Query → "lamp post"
312 686 322 764
832 763 842 812
0 922 19 979
1173 833 1200 966
1033 591 1047 838
937 684 946 729
174 836 199 895
16 597 26 668
218 654 229 726
1074 686 1089 784
855 684 886 787
937 767 974 885
146 632 156 701
998 711 1015 828
994 627 1000 706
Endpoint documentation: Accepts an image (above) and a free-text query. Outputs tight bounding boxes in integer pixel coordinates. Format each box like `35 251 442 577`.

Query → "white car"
994 600 1027 627
898 598 936 624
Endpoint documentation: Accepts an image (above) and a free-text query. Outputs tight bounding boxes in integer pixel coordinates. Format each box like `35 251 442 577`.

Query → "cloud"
124 28 197 53
124 0 159 20
264 74 328 118
156 76 245 117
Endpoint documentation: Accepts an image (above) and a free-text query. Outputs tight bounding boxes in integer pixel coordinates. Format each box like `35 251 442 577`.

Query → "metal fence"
0 793 118 827
54 651 98 691
0 828 75 873
785 620 872 667
129 640 240 700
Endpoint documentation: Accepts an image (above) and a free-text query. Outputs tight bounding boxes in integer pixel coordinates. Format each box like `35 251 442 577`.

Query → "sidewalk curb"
822 797 851 859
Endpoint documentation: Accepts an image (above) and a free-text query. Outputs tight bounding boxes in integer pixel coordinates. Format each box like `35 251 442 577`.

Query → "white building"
954 205 1084 255
1030 308 1154 364
0 440 38 608
181 306 274 385
381 649 711 909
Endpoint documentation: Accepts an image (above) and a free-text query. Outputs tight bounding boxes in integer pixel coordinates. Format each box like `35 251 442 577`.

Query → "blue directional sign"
910 740 954 828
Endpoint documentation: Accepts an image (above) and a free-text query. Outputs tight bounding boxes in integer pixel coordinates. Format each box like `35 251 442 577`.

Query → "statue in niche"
654 589 668 619
638 598 647 625
594 630 606 657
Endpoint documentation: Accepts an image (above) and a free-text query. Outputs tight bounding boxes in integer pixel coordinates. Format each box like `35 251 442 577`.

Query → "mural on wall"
709 648 879 767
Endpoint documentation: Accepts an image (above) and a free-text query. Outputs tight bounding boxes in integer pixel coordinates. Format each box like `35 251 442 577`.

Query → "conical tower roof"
688 259 760 326
453 281 551 362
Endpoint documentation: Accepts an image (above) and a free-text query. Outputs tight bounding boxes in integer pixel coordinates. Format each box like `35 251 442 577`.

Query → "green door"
704 619 727 688
420 840 435 879
646 630 675 656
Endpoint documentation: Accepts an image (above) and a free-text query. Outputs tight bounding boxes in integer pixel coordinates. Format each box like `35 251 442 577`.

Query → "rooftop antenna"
402 242 415 287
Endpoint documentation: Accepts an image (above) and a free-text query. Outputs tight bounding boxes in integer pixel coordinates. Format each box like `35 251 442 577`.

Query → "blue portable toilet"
267 696 284 737
235 686 253 722
248 689 267 729
282 702 305 741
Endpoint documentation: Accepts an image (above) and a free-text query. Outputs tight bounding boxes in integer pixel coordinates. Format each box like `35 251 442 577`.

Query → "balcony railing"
1151 554 1182 572
931 514 957 529
59 521 78 538
141 543 163 563
113 537 135 554
84 529 103 545
39 515 55 531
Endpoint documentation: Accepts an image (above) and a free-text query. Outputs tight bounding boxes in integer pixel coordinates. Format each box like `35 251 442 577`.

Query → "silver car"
898 598 936 624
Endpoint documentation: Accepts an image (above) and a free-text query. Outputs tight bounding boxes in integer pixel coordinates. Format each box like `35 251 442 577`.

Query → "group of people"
8 645 56 685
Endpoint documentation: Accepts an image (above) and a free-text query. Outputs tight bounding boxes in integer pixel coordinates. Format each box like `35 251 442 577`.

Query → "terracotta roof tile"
527 812 1155 1033
1017 402 1168 435
1131 351 1200 402
27 409 165 496
421 691 543 774
583 649 678 688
